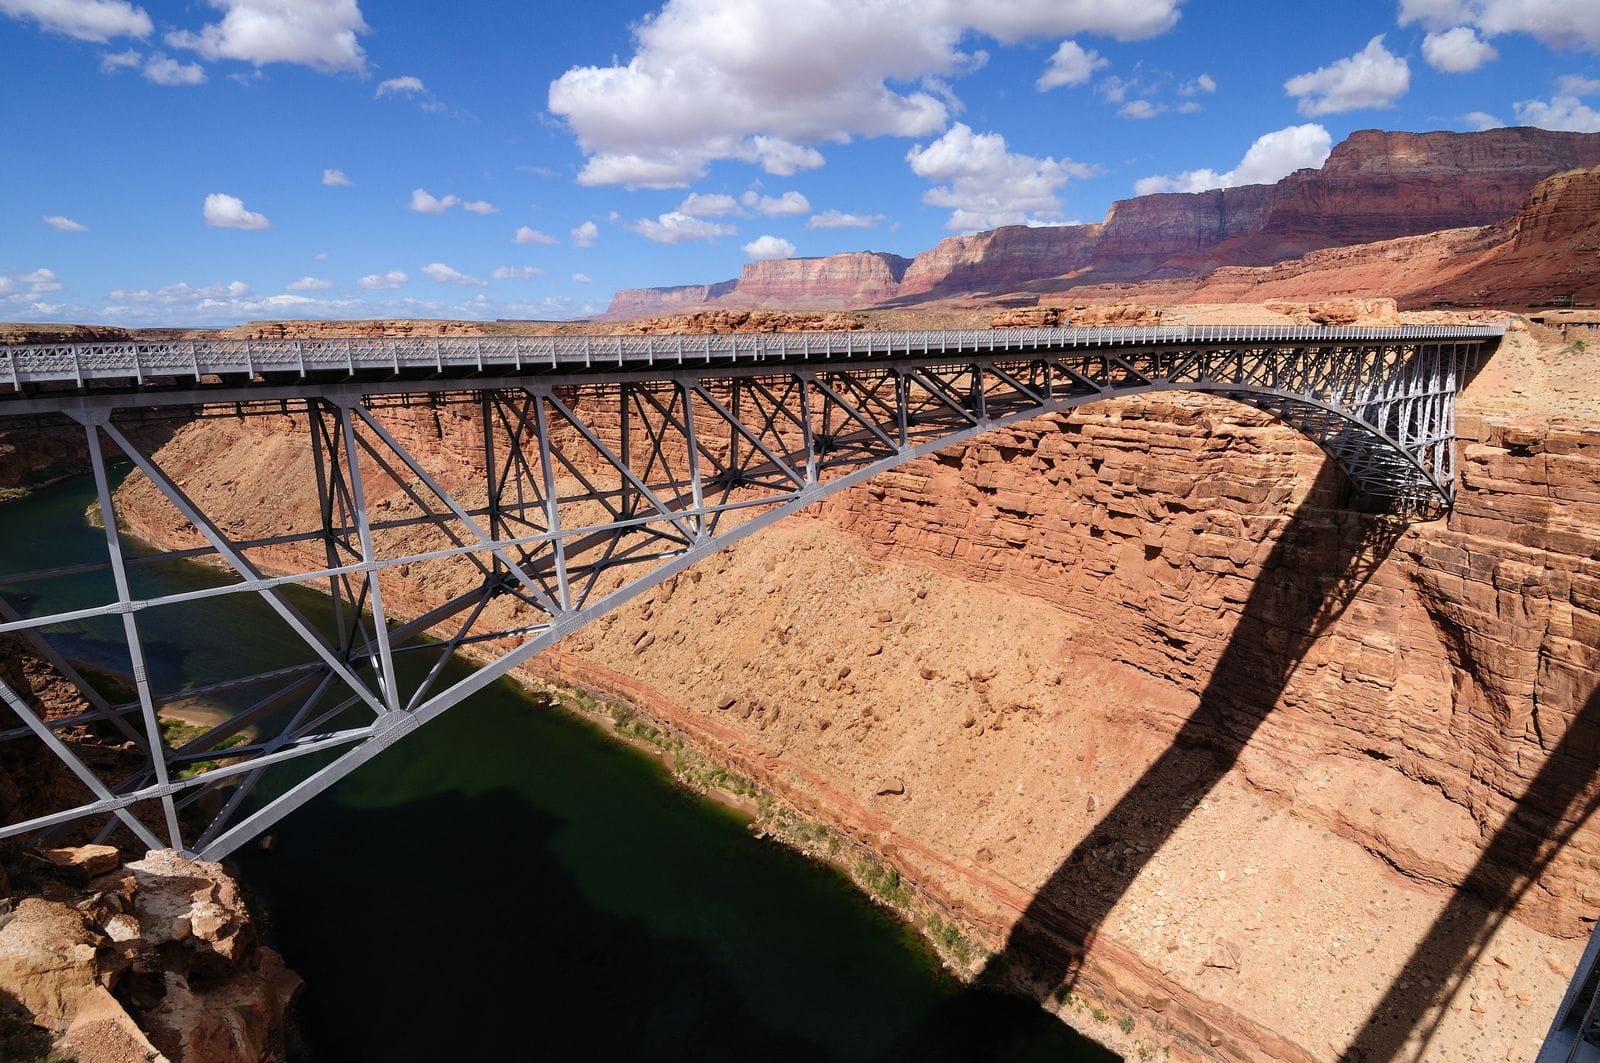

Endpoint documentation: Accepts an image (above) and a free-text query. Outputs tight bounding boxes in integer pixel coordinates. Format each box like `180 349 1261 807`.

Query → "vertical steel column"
482 391 503 579
619 383 635 519
728 379 742 483
307 401 350 655
798 374 818 486
532 393 572 612
336 402 402 714
895 372 909 449
82 421 184 849
679 381 706 541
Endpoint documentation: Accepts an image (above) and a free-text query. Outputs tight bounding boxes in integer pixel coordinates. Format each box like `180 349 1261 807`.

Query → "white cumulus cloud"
1399 0 1600 54
1464 109 1504 129
1 0 151 42
322 168 350 186
742 190 811 216
807 210 885 229
358 270 408 290
514 226 559 245
1514 94 1600 132
99 47 140 70
421 262 486 286
626 211 737 244
409 188 459 214
1037 40 1107 90
375 75 425 97
906 122 1094 231
1134 123 1332 195
98 47 206 84
142 53 205 84
203 192 270 230
43 215 88 232
286 275 333 291
679 192 742 217
743 235 797 260
572 273 592 284
461 200 498 215
167 0 368 73
1422 26 1498 71
548 0 1181 187
491 265 544 280
22 268 63 293
570 221 599 247
1284 35 1409 116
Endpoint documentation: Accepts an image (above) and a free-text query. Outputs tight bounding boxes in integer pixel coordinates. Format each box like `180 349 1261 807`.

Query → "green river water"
0 473 1115 1062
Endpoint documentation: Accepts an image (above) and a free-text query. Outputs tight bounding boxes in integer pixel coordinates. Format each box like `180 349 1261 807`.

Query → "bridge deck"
2 324 1506 401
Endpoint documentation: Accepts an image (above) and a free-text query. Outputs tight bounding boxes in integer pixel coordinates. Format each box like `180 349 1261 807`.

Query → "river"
0 473 1115 1062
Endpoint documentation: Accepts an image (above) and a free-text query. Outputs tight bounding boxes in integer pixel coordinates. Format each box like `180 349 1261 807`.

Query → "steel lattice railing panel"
0 327 1498 858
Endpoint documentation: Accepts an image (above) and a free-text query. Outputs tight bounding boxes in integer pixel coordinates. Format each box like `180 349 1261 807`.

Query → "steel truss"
0 328 1497 858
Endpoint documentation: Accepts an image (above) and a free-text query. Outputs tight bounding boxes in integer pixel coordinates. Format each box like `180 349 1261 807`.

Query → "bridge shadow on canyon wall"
883 460 1419 1059
1343 679 1600 1061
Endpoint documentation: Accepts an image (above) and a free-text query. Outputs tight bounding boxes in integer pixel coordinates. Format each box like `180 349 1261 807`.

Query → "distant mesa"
602 128 1600 318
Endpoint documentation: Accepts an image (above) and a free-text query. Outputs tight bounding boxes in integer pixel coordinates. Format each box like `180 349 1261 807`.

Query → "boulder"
0 897 107 1030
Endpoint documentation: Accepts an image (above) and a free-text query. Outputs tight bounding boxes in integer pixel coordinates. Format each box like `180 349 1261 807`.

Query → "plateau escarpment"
606 127 1600 317
87 311 1600 1061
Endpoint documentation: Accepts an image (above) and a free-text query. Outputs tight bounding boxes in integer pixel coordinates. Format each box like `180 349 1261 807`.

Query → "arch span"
0 325 1500 857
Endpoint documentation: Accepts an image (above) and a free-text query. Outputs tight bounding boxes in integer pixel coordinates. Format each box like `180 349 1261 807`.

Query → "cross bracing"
0 324 1501 858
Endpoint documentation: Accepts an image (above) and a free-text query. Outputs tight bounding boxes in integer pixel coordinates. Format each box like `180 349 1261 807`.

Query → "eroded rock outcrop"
0 846 300 1063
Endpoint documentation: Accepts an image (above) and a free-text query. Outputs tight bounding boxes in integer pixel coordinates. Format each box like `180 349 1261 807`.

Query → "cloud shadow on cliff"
1343 680 1600 1061
882 460 1409 1057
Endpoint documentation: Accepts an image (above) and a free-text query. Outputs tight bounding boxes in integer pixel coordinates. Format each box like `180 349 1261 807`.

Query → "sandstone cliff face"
604 128 1600 316
603 281 740 318
898 224 1102 297
1153 166 1600 311
1090 185 1274 280
1512 165 1600 250
726 252 910 307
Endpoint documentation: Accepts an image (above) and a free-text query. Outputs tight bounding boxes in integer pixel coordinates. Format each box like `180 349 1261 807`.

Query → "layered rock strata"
607 128 1600 316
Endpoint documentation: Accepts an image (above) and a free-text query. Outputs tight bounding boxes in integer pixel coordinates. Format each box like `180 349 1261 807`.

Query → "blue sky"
2 0 1597 325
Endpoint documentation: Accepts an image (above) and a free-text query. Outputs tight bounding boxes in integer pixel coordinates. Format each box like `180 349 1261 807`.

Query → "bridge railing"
0 323 1507 393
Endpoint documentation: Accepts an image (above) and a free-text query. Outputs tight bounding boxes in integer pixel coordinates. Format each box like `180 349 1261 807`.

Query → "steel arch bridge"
0 323 1501 860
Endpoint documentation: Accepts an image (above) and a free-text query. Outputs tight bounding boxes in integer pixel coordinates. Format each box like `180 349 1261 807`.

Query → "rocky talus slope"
90 310 1600 1061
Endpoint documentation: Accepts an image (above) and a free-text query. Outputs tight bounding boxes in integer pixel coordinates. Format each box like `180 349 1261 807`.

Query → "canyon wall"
90 315 1600 1060
607 128 1600 316
896 224 1103 298
722 251 911 307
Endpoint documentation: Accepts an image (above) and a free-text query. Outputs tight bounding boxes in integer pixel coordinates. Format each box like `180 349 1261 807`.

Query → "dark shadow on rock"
1343 682 1600 1062
884 461 1408 1057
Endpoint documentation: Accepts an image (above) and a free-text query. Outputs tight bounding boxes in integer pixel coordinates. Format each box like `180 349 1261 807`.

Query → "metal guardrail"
0 324 1508 393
